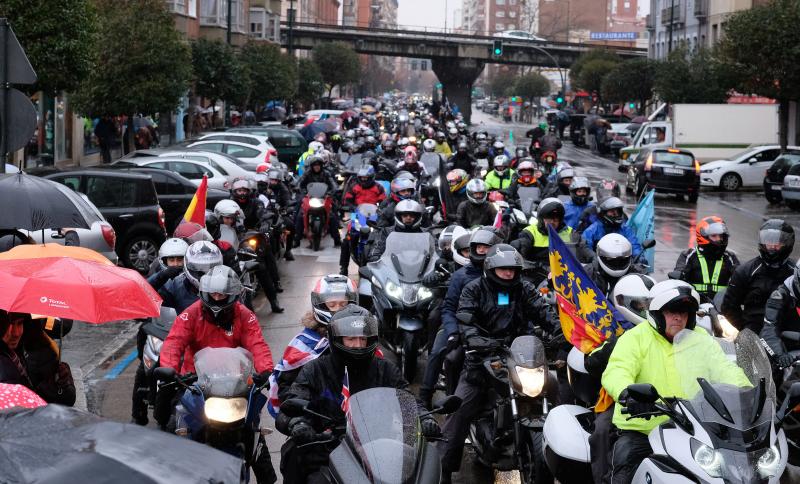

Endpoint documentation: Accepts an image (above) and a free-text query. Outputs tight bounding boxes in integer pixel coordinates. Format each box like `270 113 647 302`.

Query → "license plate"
663 167 684 175
772 185 783 191
787 178 800 188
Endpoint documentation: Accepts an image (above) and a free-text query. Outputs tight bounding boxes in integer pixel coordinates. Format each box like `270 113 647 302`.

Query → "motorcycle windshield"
307 182 328 198
419 153 440 177
219 224 239 250
345 388 420 484
194 347 254 398
379 232 435 283
343 153 363 173
517 187 541 215
356 203 378 218
509 335 546 369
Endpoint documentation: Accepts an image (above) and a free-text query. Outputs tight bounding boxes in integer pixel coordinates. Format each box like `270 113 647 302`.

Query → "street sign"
0 88 37 153
589 32 638 41
0 19 38 166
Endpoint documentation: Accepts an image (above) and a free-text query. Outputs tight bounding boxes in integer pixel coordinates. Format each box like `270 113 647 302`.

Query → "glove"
776 353 795 369
420 416 442 439
423 271 444 286
290 420 316 444
619 389 655 420
446 333 461 352
161 265 183 280
252 371 270 387
466 336 501 352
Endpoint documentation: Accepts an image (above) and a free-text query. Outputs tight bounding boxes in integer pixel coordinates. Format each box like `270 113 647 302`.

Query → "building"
283 0 339 24
460 0 526 35
250 0 282 42
537 0 611 43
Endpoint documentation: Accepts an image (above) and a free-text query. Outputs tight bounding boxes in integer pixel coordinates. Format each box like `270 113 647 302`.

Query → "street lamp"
528 43 566 106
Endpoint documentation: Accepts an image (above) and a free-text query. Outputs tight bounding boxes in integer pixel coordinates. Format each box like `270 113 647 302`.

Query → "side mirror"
641 239 656 250
778 382 800 425
626 383 659 403
154 367 176 382
238 248 257 261
358 266 373 279
280 398 310 418
667 271 682 280
748 158 758 164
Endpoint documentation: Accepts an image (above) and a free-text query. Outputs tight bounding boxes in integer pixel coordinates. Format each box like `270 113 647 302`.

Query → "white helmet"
183 241 223 288
452 229 473 267
611 274 656 325
596 233 632 278
309 141 324 153
422 138 436 152
158 238 189 270
647 280 700 336
214 199 243 221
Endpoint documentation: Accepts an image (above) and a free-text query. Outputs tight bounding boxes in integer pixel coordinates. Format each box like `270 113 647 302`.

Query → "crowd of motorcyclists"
5 99 800 484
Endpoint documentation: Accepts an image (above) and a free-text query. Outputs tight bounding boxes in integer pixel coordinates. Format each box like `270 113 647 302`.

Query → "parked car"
112 158 230 191
228 126 308 169
186 140 271 167
475 99 485 109
493 30 547 42
764 153 800 203
779 163 800 210
626 147 700 203
121 148 259 173
483 101 499 114
701 145 800 191
45 170 166 272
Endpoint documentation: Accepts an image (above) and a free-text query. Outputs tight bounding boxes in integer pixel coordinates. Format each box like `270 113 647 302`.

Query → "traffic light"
629 102 636 109
555 91 564 105
492 40 503 57
0 20 37 163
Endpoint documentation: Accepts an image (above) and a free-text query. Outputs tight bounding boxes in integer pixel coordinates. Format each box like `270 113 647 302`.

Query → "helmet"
422 138 436 152
394 199 424 231
173 221 213 244
199 265 242 330
695 216 729 258
438 225 468 261
256 164 270 174
214 199 243 223
448 127 458 137
158 238 189 270
569 176 591 205
453 231 472 267
344 129 356 139
357 165 376 188
557 167 575 189
517 160 536 184
311 274 358 325
469 227 502 268
365 136 377 149
536 197 565 232
539 122 548 131
647 280 700 338
398 137 409 149
183 241 223 288
254 172 269 193
484 244 524 288
475 144 490 159
309 141 324 153
231 178 251 203
598 197 625 228
758 219 795 267
466 179 488 205
382 139 396 154
493 140 505 151
457 141 468 153
308 155 324 170
596 233 632 279
515 147 527 158
493 155 510 174
435 131 446 142
447 169 469 193
204 211 221 240
475 132 487 142
611 274 657 325
329 305 379 362
390 177 416 201
267 169 282 183
596 178 621 201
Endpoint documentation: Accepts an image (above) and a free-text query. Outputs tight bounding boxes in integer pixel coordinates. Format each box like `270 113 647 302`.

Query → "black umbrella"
0 405 242 483
0 173 90 231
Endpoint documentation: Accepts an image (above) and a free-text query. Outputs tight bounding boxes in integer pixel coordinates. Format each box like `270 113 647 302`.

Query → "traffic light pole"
528 42 566 108
1 19 9 173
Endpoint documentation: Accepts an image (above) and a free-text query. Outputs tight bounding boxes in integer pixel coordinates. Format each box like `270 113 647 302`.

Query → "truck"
618 103 780 168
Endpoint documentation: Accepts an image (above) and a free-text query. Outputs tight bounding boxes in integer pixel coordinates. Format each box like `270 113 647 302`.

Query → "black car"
625 147 700 203
45 170 167 272
763 153 800 203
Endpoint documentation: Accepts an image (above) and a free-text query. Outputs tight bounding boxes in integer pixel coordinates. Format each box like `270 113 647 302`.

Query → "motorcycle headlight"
691 439 723 478
717 315 739 342
433 177 441 187
309 198 324 209
336 174 345 182
516 366 545 397
418 286 433 301
204 397 248 424
246 237 259 249
757 445 780 478
385 280 403 301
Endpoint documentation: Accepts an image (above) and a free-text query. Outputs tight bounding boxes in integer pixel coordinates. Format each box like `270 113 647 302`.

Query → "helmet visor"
704 222 729 237
600 255 631 272
199 268 242 296
759 228 791 249
615 294 649 319
330 313 378 338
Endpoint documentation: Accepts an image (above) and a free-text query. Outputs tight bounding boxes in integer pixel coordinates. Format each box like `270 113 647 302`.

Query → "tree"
601 58 656 109
512 72 551 102
0 0 96 95
488 70 517 97
718 0 800 149
295 58 324 107
192 39 247 110
654 46 731 105
576 59 618 102
312 42 360 98
238 42 296 109
569 49 620 89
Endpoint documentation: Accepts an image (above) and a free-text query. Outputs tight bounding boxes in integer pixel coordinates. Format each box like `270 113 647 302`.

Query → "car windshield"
654 151 694 166
376 232 435 282
194 347 254 398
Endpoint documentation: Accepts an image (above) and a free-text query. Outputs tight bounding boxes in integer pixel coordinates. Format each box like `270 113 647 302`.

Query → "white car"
700 145 800 191
493 30 546 42
116 158 231 191
187 140 272 167
155 150 251 179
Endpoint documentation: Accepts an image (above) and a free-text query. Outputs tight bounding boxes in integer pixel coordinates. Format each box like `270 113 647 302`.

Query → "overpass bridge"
280 22 646 121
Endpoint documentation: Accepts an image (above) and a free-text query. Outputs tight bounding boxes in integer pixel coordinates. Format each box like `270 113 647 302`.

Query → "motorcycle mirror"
280 398 310 418
154 367 177 382
358 266 373 280
626 383 659 403
782 331 800 343
667 271 682 280
641 239 656 250
778 382 800 425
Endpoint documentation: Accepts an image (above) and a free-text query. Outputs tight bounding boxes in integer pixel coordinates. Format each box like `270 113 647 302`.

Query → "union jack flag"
267 328 328 417
340 366 351 413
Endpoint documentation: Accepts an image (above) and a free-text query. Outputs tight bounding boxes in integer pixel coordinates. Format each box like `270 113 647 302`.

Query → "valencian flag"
183 175 208 226
547 225 633 353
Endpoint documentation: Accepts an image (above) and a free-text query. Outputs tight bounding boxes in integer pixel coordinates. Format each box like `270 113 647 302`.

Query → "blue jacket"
441 264 483 335
564 200 594 230
158 274 199 314
582 221 643 257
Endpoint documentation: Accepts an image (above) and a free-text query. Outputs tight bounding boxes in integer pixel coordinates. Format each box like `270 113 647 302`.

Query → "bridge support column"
432 58 485 124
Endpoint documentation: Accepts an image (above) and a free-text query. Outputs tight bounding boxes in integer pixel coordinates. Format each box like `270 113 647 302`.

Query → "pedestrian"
94 116 117 164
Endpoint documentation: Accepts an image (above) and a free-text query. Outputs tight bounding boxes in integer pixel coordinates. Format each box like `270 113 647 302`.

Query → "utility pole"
668 0 675 53
288 0 295 54
225 0 233 127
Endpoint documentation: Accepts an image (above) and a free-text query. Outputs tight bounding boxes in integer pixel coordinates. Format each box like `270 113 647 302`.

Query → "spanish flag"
547 225 632 354
183 175 208 226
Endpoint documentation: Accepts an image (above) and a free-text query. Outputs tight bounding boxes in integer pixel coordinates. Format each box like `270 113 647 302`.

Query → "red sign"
727 95 776 104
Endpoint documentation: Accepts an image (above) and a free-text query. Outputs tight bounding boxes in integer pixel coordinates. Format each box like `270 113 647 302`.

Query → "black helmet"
357 165 376 188
199 265 242 331
469 227 502 268
536 197 565 232
483 244 523 288
569 176 591 205
382 139 396 154
394 199 424 231
205 210 221 240
329 305 379 363
758 219 795 267
598 197 625 229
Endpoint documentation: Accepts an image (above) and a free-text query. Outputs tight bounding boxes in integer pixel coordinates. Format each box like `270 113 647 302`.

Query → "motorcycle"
302 182 334 251
135 306 178 424
544 329 794 483
362 231 438 381
346 203 378 268
467 335 556 484
155 347 271 483
281 389 461 484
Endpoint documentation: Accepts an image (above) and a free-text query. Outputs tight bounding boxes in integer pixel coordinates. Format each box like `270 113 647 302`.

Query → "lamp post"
225 0 233 127
529 43 566 106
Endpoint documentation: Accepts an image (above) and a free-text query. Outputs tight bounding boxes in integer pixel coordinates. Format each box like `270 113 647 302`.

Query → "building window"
509 0 517 4
200 0 224 25
166 0 186 13
507 23 516 29
188 0 197 17
496 10 505 17
496 0 505 4
509 11 516 17
495 22 504 30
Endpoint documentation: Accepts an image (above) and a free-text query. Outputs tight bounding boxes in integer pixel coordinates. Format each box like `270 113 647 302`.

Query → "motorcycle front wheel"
520 430 553 484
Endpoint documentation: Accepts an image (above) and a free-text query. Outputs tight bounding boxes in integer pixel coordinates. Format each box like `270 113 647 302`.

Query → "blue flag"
627 189 655 273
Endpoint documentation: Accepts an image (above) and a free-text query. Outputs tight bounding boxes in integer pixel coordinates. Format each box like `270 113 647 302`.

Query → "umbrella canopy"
0 384 47 410
299 119 338 141
0 173 90 231
0 243 112 265
0 404 241 483
360 105 376 113
0 257 161 323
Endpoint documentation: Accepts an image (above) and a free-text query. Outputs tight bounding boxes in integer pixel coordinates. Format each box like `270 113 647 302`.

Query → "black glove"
420 416 442 439
252 371 270 387
446 333 461 352
422 271 444 286
161 265 183 280
619 389 655 420
776 353 795 370
290 419 316 444
466 336 501 351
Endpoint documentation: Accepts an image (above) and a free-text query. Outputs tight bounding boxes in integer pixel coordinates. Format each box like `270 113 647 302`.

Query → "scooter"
301 182 333 251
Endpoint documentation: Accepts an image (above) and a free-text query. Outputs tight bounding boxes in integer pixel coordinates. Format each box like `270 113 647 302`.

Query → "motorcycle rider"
367 199 425 262
440 244 548 482
577 179 622 233
296 140 324 175
541 166 574 199
602 280 750 484
484 155 515 192
434 131 453 157
510 146 528 169
396 149 428 180
158 241 222 314
762 260 800 373
586 234 644 298
376 176 417 228
263 169 295 261
540 125 563 156
147 238 189 290
295 155 341 249
582 197 643 257
673 216 739 302
340 166 386 275
721 219 796 333
526 122 547 152
489 140 511 159
457 179 497 229
447 127 460 151
444 169 470 222
505 159 545 208
282 305 440 483
564 176 594 230
447 141 476 174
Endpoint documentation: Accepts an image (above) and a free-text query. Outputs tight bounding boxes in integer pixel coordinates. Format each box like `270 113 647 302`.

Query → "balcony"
661 4 684 25
645 13 655 31
694 0 708 19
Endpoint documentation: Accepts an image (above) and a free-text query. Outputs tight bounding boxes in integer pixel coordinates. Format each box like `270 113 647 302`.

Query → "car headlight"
516 366 545 397
757 445 781 478
691 439 723 478
621 152 629 160
418 286 433 301
309 197 324 208
385 280 403 301
204 397 248 424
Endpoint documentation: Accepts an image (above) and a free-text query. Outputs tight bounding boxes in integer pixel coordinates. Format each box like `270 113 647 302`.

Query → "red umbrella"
0 383 47 410
0 257 162 323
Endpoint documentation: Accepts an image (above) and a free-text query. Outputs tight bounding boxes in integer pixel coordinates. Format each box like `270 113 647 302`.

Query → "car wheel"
765 191 782 204
123 235 158 273
720 173 742 192
687 192 699 203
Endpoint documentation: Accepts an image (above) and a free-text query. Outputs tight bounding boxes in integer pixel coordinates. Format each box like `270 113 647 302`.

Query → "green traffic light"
629 102 635 109
494 48 501 55
556 97 564 103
